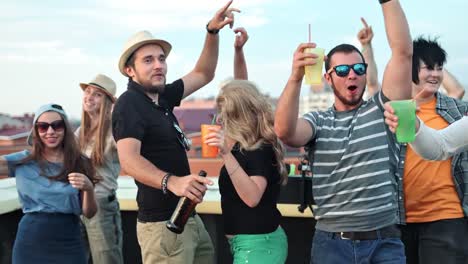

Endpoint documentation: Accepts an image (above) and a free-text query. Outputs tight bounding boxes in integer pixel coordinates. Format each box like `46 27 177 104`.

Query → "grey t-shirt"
75 127 120 198
303 92 399 232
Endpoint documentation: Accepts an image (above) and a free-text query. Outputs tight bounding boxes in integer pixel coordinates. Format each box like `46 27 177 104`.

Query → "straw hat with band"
79 74 117 103
27 103 68 146
118 30 172 77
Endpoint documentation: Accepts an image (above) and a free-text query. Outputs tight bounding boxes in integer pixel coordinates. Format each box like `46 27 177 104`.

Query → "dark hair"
412 36 447 84
125 52 136 69
23 111 97 184
325 44 365 72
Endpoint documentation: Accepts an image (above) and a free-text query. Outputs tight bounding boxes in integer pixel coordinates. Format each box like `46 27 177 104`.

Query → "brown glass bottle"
166 170 207 234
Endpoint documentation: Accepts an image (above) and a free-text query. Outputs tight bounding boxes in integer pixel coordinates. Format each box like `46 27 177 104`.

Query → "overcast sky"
1 0 467 119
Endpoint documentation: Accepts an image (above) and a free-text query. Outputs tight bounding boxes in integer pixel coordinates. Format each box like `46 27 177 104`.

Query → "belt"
137 211 197 224
332 225 401 240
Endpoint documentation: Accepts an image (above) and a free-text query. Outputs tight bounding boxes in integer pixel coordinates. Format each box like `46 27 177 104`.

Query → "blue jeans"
311 229 406 264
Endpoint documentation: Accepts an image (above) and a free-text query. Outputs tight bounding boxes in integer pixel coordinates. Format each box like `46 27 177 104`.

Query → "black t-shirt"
112 79 190 222
219 143 282 235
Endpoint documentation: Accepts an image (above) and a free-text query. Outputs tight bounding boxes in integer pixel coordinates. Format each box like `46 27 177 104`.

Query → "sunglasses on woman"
327 63 368 77
35 120 65 133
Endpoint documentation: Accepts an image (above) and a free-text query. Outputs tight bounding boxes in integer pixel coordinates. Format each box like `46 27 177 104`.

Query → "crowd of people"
0 0 467 263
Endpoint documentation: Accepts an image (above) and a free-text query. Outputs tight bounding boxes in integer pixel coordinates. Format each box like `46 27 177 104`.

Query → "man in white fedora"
77 74 124 264
112 1 239 263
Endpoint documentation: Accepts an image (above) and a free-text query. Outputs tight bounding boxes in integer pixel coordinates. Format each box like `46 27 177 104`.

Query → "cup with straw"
304 24 325 85
201 114 221 158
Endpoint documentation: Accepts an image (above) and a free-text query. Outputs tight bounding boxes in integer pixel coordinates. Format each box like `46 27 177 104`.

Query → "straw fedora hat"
118 30 172 77
79 74 117 102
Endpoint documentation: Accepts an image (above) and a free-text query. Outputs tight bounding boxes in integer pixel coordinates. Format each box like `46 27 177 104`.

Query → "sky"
1 0 467 119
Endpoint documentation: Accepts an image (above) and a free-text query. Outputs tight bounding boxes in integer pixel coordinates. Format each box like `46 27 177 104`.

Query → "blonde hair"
78 94 113 167
216 80 288 185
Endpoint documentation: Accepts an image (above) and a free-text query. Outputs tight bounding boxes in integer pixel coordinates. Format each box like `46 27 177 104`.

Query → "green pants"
228 227 288 264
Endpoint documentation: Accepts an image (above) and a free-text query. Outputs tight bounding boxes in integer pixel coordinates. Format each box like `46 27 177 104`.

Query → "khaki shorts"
137 214 214 264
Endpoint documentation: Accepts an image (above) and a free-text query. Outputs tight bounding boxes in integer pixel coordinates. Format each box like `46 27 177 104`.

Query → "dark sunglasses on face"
327 63 368 77
173 123 191 151
35 120 65 133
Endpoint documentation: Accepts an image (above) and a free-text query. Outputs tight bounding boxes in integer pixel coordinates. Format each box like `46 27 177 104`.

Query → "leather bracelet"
161 173 173 195
379 0 392 4
206 21 219 35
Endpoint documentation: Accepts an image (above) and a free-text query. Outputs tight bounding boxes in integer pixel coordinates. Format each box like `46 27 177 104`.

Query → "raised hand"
290 43 318 82
208 0 241 31
383 102 398 133
68 172 93 192
357 17 374 46
204 125 234 155
234 27 249 50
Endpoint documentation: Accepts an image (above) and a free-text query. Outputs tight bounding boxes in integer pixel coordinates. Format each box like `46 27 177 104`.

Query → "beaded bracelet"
161 173 173 195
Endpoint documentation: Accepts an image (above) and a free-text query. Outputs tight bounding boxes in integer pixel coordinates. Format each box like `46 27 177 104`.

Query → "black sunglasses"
327 63 368 77
36 120 65 133
173 123 191 151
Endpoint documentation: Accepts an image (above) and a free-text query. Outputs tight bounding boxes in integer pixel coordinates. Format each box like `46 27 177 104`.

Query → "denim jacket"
396 92 468 224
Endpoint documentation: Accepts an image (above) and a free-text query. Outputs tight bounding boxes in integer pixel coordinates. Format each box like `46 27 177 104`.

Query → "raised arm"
357 17 380 96
274 43 316 147
411 117 468 160
182 0 240 98
442 69 465 99
233 27 249 80
380 0 413 100
384 102 468 160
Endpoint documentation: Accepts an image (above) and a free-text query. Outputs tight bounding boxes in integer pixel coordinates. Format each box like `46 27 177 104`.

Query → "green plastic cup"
390 100 416 143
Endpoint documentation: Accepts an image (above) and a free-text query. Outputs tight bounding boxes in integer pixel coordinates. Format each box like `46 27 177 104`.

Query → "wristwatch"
206 21 219 35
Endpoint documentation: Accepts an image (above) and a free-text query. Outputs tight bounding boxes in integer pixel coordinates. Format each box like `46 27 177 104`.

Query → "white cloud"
0 41 104 65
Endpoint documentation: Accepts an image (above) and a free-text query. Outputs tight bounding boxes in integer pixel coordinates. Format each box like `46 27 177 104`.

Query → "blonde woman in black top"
205 80 289 263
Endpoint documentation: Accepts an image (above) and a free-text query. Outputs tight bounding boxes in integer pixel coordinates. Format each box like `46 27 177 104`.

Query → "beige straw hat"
118 30 172 77
79 74 117 102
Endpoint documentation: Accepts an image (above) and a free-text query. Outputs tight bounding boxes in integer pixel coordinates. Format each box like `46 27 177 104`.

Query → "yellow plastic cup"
304 47 325 85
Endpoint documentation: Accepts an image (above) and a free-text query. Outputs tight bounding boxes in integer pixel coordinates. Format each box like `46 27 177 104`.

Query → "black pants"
401 218 468 264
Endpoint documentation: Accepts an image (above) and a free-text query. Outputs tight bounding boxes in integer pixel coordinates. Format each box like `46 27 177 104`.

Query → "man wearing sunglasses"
111 1 239 263
275 0 412 263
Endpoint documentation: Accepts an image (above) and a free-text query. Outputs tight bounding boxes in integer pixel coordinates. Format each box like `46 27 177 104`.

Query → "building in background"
299 79 335 116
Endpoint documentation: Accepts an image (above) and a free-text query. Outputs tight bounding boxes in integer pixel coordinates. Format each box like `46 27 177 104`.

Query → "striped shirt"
303 92 399 232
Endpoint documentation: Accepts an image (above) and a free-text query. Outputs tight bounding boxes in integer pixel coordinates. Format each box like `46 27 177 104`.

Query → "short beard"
143 84 165 95
330 79 364 107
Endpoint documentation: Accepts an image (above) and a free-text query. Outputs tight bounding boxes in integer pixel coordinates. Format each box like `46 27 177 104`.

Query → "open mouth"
348 85 358 92
153 74 165 79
